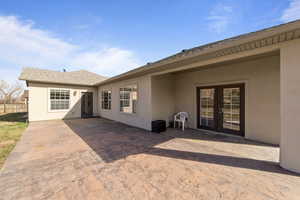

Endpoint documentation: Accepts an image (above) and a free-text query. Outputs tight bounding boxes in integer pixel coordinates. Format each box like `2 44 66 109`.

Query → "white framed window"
101 90 112 110
120 85 137 113
49 89 70 110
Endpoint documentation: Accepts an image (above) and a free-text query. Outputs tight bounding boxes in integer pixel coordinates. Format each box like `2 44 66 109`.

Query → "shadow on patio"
64 118 299 177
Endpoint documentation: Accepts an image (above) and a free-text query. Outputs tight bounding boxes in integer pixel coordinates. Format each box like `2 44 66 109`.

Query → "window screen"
101 90 112 110
120 85 137 113
50 89 70 110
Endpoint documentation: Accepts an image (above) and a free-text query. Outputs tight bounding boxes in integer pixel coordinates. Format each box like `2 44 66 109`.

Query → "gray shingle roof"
19 67 108 86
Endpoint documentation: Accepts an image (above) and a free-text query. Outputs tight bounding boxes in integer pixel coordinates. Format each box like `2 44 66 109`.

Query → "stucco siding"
28 82 98 121
174 55 280 145
280 39 300 173
97 55 280 145
151 74 175 124
98 75 152 130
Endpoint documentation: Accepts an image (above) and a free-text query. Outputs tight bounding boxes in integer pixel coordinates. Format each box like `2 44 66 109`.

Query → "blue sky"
0 0 300 83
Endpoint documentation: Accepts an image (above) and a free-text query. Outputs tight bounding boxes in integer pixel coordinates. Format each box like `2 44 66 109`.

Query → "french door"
81 92 93 118
196 84 245 136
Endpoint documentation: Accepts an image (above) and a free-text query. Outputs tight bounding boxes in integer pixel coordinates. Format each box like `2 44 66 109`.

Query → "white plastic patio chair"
174 112 188 131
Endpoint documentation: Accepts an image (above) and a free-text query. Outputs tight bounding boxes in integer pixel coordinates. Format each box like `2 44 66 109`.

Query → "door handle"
219 112 223 118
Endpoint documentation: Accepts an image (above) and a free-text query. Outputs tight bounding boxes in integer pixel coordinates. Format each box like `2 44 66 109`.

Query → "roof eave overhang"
20 79 96 87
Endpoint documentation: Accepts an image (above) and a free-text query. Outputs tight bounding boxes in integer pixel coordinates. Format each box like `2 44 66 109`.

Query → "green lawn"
0 112 28 168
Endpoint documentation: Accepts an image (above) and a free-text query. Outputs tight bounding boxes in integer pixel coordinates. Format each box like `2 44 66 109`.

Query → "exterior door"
81 92 93 118
197 84 245 136
197 87 216 131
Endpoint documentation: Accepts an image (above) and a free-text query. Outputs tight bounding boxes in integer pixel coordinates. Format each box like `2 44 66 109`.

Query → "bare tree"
0 80 24 113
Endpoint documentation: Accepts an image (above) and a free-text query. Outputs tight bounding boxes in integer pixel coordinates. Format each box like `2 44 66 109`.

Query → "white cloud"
0 15 142 83
70 48 141 76
207 3 234 34
0 16 75 67
281 0 300 22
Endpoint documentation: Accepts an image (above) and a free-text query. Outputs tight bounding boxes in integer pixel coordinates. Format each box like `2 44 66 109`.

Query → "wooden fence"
0 104 28 113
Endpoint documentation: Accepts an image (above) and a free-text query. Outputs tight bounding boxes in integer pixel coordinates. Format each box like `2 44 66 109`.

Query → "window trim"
119 84 138 114
101 89 112 110
48 88 71 112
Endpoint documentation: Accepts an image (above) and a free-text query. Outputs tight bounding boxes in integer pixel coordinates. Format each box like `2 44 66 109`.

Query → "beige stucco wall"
28 82 98 121
280 39 300 173
97 55 280 144
151 74 175 124
173 54 280 145
98 75 152 130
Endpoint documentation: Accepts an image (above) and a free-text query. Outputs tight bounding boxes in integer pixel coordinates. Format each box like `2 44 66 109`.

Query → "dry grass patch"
0 112 28 168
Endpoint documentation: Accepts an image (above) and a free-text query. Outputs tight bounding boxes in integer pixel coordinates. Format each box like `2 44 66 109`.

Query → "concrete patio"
0 118 299 200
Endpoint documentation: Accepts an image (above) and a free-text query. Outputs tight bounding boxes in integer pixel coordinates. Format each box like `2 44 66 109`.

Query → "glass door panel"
197 84 244 136
222 87 241 131
199 88 215 129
